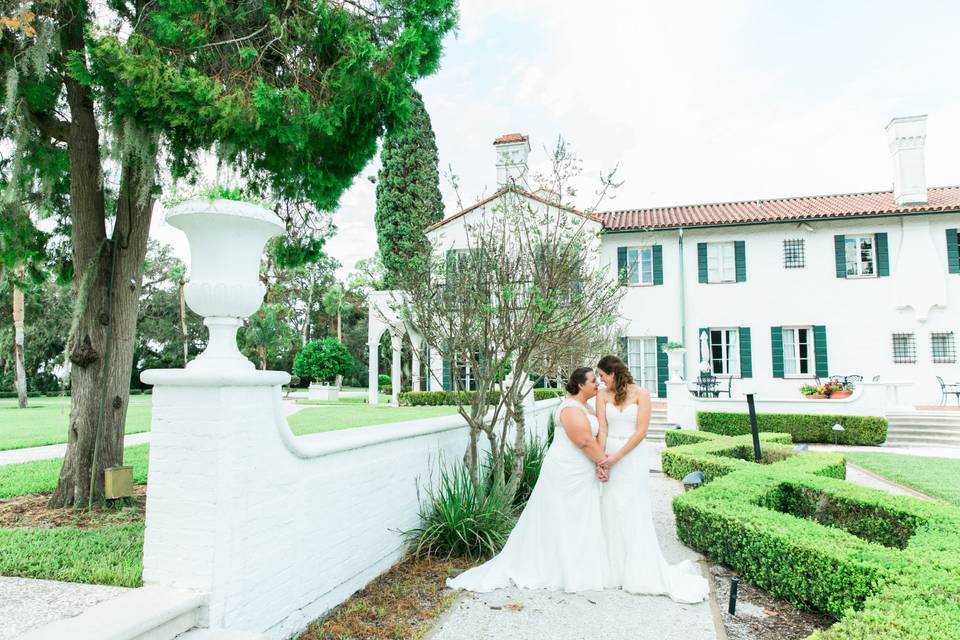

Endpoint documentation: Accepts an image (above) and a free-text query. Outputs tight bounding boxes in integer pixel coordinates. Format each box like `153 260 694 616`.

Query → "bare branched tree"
395 139 624 504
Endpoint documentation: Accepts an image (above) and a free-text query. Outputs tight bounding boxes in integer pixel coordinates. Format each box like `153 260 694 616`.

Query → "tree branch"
28 110 69 143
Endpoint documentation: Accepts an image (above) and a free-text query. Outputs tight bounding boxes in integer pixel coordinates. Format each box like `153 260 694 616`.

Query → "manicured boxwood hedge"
399 388 564 406
696 411 888 446
663 433 960 638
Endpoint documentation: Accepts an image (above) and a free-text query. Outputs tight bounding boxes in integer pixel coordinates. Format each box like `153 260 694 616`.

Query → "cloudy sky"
154 0 960 278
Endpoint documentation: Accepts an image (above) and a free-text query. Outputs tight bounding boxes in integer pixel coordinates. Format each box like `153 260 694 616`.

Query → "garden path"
844 464 935 500
427 458 721 640
0 399 307 467
0 577 128 639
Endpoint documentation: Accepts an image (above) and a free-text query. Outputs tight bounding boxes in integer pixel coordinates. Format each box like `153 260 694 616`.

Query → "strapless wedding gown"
602 403 709 603
447 398 608 592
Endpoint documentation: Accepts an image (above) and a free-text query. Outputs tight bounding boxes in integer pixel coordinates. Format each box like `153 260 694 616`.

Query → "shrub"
485 437 548 508
293 338 354 384
399 390 501 406
533 388 565 401
696 411 888 446
662 432 960 638
378 374 391 389
405 461 516 561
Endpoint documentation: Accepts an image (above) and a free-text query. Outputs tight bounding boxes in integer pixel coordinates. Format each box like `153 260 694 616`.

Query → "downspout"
678 227 687 379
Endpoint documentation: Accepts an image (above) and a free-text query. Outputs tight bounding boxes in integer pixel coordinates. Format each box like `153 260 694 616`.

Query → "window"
931 332 956 364
892 333 917 364
781 327 814 375
705 329 740 375
625 246 654 286
627 337 658 395
845 235 876 277
455 359 475 390
707 242 736 283
783 239 805 269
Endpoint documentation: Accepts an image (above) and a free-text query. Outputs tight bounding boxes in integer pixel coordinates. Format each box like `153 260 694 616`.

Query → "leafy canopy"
293 337 354 383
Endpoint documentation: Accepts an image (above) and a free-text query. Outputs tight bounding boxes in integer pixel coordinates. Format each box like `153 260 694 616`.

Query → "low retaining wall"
141 367 558 639
666 380 913 428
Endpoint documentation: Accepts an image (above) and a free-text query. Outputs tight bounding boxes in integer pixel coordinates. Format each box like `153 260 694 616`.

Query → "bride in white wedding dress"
447 367 610 593
595 355 709 603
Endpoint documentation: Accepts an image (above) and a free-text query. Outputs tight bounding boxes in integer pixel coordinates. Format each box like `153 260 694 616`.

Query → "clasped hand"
596 456 613 482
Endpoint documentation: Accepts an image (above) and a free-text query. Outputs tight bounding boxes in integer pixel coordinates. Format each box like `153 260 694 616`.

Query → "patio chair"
716 376 733 398
872 375 880 382
846 375 863 383
936 376 960 406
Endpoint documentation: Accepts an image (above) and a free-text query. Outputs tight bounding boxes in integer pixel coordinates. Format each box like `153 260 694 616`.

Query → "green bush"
485 437 548 508
662 433 960 638
533 388 565 401
398 390 501 406
293 338 354 384
377 374 391 390
696 411 888 446
405 461 517 561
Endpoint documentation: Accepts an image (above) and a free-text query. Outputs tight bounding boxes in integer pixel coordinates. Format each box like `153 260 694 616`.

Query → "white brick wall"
142 373 558 639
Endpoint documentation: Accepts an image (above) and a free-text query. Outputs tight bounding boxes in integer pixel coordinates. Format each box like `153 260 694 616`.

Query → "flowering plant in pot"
800 384 825 399
831 382 854 398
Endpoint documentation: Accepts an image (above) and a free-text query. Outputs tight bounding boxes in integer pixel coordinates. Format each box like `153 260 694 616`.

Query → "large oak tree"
0 0 457 506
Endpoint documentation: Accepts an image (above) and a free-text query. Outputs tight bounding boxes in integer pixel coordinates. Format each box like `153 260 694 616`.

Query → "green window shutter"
738 327 752 378
947 229 960 274
652 245 664 285
813 325 829 377
656 336 668 398
617 246 628 285
697 243 708 283
876 232 889 277
619 336 629 363
734 240 746 282
770 326 784 378
834 235 847 278
442 358 451 390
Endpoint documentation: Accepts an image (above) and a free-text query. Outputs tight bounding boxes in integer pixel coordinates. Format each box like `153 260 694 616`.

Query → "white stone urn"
308 383 339 402
164 199 284 372
665 347 686 381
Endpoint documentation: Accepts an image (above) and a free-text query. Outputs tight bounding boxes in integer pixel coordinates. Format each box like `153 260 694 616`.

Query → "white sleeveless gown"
601 403 709 603
447 398 608 592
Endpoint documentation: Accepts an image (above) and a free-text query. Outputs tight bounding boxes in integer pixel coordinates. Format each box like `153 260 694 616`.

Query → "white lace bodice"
604 402 638 439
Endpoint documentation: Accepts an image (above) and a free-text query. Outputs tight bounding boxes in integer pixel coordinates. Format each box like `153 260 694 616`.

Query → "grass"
0 443 150 499
0 443 149 587
0 523 144 587
0 396 152 451
287 403 458 435
845 451 960 506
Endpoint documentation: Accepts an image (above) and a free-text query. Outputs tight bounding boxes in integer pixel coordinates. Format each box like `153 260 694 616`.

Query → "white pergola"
367 290 425 405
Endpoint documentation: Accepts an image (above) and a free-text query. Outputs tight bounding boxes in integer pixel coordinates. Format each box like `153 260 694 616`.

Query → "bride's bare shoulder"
630 385 650 402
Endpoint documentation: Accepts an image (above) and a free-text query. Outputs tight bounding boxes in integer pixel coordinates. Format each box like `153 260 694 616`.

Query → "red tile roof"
597 186 960 231
493 133 529 145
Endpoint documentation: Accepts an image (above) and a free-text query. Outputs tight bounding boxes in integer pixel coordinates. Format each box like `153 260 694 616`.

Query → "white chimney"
885 115 928 206
494 133 530 188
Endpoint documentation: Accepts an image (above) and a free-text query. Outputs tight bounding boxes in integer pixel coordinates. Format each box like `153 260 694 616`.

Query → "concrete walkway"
845 464 935 500
0 399 308 467
427 455 720 640
0 577 129 640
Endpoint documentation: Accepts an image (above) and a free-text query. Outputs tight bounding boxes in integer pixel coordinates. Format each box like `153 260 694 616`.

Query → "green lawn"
287 403 458 435
0 443 150 499
0 396 152 451
845 452 960 506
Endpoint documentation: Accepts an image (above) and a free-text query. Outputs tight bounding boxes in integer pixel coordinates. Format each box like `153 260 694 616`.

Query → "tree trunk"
258 347 267 370
48 136 154 506
301 284 313 346
179 278 188 366
12 285 27 408
504 398 527 503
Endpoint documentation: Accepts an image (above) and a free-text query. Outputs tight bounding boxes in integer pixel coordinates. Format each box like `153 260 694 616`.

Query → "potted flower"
800 383 826 399
831 382 854 399
662 341 685 381
294 337 354 401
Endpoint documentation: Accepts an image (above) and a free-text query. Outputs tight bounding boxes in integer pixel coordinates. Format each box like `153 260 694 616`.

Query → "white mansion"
375 116 960 406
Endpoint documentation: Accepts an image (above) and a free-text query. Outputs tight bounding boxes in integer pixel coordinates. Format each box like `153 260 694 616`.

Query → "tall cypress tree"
375 90 444 288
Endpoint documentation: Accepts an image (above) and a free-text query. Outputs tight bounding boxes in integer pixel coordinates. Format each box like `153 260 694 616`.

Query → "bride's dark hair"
597 355 634 405
564 367 593 395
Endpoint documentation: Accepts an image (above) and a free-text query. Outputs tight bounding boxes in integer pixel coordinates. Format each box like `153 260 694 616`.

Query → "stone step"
884 434 960 447
887 427 960 437
21 586 205 640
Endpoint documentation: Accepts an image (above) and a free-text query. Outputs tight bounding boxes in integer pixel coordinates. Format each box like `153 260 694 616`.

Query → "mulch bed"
709 564 834 640
298 556 471 640
0 485 146 529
